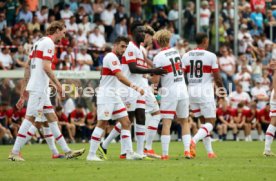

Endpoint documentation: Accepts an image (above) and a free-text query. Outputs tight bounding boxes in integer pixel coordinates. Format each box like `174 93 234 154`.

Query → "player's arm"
218 116 229 125
42 60 62 94
115 71 144 95
128 62 166 75
213 70 226 97
142 51 154 68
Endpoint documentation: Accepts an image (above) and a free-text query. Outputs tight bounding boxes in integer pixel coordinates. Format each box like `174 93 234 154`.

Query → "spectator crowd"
1 0 276 144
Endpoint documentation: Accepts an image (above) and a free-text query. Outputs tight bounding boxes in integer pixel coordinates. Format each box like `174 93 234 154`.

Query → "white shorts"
270 101 276 117
121 94 146 112
160 99 189 120
145 91 159 113
26 91 54 122
97 101 128 121
190 102 216 118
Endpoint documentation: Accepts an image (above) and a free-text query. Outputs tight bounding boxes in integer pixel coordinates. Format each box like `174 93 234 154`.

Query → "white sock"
48 121 70 153
182 134 191 152
26 125 37 143
265 124 276 151
89 127 104 156
102 122 121 149
135 124 146 155
161 135 171 156
12 119 32 154
203 135 214 153
193 123 213 144
121 129 133 154
145 114 160 150
43 127 59 155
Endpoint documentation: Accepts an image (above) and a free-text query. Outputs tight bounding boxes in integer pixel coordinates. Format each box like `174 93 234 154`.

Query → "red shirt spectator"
217 107 233 123
70 105 85 126
56 112 69 123
258 104 271 124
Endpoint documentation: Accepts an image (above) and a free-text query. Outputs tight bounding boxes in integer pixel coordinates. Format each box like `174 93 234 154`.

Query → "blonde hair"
46 21 65 35
153 29 171 48
144 25 155 36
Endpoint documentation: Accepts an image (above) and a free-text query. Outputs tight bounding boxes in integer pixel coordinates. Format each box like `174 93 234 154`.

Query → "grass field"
0 141 275 181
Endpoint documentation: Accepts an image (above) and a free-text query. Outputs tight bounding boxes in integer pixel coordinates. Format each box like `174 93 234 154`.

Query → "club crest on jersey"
125 102 131 109
112 61 117 65
104 111 110 117
48 49 52 53
128 52 134 56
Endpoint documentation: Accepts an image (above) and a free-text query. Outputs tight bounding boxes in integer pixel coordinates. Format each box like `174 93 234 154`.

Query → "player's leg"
87 120 107 161
222 123 227 141
144 92 161 157
191 102 216 158
176 99 192 158
264 116 276 156
160 101 176 160
45 112 85 159
66 123 75 143
41 121 64 159
101 121 121 151
256 122 263 141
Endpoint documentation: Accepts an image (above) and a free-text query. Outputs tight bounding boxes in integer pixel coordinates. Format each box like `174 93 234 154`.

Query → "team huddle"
8 20 276 161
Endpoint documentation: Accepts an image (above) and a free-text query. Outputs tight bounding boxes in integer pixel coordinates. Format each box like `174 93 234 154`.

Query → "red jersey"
231 108 248 123
70 110 85 122
216 107 233 122
56 112 68 123
243 109 258 123
6 108 24 124
258 108 270 123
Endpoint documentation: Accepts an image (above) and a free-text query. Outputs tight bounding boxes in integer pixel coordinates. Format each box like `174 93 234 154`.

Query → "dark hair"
55 106 63 112
237 102 244 108
76 104 83 109
46 21 65 35
114 36 129 44
195 32 208 45
130 21 144 32
106 3 113 10
41 5 48 10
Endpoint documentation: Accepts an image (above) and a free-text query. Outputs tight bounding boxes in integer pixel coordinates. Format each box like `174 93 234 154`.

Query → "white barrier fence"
0 70 101 79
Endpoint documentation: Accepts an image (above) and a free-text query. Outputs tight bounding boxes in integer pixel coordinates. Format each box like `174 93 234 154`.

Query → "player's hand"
132 85 145 95
16 97 25 110
151 68 167 75
22 90 29 100
56 83 64 97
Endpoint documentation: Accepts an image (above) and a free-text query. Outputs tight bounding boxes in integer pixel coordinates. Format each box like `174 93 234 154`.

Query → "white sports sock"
135 124 146 155
26 125 37 143
121 129 133 154
182 134 191 152
265 124 276 151
193 123 213 144
12 119 32 154
48 121 70 153
43 127 59 155
161 135 171 156
203 135 214 154
145 114 160 150
89 127 104 156
102 122 121 149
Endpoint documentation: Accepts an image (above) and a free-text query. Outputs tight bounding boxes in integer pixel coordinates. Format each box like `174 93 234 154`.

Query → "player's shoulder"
104 52 119 61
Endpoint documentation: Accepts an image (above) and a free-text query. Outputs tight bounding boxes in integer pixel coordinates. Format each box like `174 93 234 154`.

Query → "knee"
120 118 131 129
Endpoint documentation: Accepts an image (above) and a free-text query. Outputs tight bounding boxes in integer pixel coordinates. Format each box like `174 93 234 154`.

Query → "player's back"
97 52 122 104
182 49 218 103
153 47 188 101
26 36 55 93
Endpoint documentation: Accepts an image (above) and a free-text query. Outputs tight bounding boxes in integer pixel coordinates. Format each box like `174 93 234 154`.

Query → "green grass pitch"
0 141 275 181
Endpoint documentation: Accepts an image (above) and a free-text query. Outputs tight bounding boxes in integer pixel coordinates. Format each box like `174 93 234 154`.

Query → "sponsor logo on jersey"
128 52 134 56
112 61 117 65
48 49 52 53
104 111 110 117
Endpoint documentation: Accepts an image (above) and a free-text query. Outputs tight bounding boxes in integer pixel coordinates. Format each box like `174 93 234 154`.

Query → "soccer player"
98 23 166 159
182 32 225 158
99 25 162 159
152 29 191 160
263 61 276 156
9 21 85 161
87 36 145 161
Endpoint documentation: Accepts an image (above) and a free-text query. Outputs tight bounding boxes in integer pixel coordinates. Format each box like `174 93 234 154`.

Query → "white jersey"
26 36 55 93
97 52 122 104
182 48 218 103
121 41 147 87
140 44 150 87
153 47 188 101
229 91 251 108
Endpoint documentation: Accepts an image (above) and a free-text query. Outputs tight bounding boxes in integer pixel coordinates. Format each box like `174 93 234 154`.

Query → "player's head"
55 106 63 115
195 32 209 49
76 104 83 112
250 101 257 110
46 21 66 43
237 102 244 111
236 83 243 93
113 36 129 56
265 103 270 110
131 21 146 45
153 29 171 48
144 25 155 46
